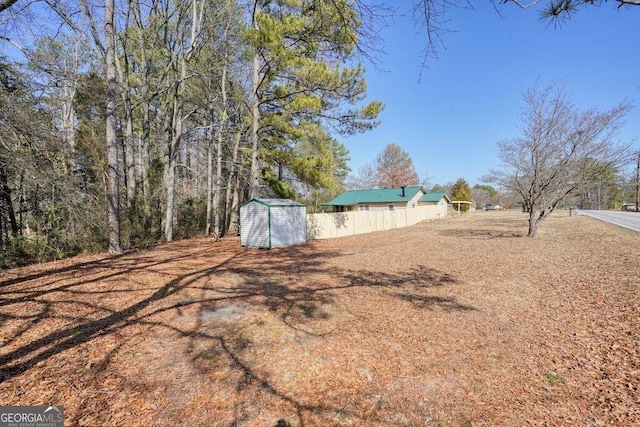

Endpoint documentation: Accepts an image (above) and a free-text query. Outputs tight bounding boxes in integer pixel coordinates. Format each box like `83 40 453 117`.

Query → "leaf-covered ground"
1 210 638 426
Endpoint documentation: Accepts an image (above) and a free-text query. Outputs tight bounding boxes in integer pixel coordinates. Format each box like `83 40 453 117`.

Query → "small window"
388 204 395 211
358 204 369 211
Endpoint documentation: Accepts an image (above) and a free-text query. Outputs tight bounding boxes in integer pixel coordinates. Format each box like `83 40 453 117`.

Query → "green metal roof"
324 186 424 206
418 192 450 203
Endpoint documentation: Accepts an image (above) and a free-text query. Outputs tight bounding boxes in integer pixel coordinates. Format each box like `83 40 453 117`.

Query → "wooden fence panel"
306 205 446 240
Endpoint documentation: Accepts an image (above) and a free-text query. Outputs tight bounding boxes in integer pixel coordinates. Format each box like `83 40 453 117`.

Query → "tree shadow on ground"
440 218 528 239
395 293 477 312
443 229 524 239
0 238 472 426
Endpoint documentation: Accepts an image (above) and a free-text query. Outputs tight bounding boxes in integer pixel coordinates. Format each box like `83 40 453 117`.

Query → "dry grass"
1 210 638 426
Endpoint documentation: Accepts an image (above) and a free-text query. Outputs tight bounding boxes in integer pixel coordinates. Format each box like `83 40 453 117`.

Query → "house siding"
407 192 423 208
356 202 404 211
350 192 424 212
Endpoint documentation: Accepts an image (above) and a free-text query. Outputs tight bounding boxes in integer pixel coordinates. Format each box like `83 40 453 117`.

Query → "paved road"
576 210 640 233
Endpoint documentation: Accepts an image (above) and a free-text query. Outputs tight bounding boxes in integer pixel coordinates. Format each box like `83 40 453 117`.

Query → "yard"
1 210 638 426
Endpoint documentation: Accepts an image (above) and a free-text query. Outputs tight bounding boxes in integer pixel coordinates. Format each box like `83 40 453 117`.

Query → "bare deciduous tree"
487 81 633 237
345 161 379 190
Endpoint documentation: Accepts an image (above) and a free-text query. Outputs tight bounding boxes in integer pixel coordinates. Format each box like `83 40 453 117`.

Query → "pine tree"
451 178 473 212
247 0 383 198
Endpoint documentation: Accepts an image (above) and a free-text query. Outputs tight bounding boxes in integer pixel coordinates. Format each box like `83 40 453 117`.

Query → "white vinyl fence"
307 205 446 239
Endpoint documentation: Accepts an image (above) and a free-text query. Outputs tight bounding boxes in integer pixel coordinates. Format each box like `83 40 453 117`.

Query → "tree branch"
0 0 18 13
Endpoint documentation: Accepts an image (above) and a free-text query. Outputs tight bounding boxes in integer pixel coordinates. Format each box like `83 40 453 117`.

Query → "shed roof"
418 192 451 203
242 198 305 207
324 186 424 206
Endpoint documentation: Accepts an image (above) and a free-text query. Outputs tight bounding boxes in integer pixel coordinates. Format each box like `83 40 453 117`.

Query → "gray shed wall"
269 205 307 247
240 199 307 248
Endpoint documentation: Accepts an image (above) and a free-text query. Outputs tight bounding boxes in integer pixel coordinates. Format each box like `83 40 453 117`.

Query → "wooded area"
0 0 384 267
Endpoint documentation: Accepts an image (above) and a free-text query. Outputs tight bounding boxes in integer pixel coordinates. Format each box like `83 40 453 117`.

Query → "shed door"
240 202 269 248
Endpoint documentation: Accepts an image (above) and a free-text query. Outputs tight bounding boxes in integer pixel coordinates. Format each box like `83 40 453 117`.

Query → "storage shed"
240 198 307 248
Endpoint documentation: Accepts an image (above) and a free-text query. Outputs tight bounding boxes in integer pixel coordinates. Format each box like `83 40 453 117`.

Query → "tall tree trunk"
18 173 25 233
116 47 137 208
0 165 19 237
163 156 177 242
205 118 213 235
229 172 240 236
163 93 180 242
125 110 136 206
225 130 243 235
249 6 261 199
527 211 539 238
105 0 122 253
61 86 76 154
61 46 78 160
139 132 150 201
249 54 261 199
223 168 232 233
214 127 223 237
213 54 228 237
205 77 217 236
132 0 151 202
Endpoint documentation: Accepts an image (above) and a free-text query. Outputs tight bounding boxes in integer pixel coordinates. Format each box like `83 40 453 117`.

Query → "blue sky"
342 3 640 187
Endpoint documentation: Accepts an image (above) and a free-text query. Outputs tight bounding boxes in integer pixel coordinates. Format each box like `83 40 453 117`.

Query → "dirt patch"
1 210 638 426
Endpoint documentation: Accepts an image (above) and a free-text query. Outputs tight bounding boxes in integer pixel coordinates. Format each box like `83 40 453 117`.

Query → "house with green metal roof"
310 187 450 239
324 186 449 212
